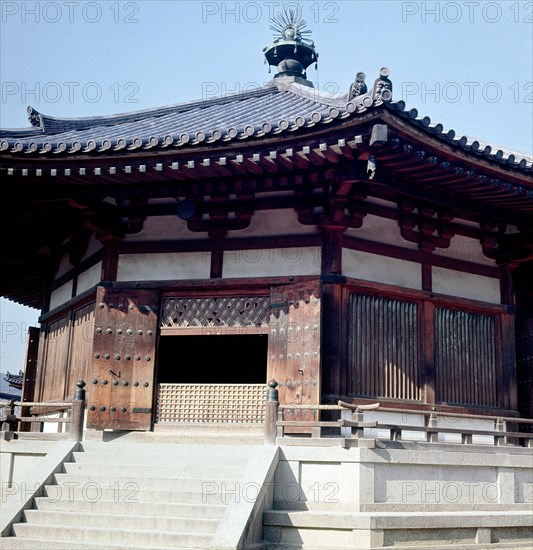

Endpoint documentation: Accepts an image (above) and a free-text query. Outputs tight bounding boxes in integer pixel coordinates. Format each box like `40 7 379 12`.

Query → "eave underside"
2 114 532 308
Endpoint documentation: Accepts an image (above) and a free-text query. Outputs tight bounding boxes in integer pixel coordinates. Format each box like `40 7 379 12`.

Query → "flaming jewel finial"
263 7 318 86
270 8 314 46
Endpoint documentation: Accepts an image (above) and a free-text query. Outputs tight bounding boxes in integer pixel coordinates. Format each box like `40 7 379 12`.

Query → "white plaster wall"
357 411 427 442
432 267 500 304
81 233 103 262
340 411 496 445
231 209 318 237
49 280 73 310
431 417 497 445
434 235 496 266
345 214 418 250
124 215 208 242
54 254 74 280
342 249 422 290
116 252 210 281
40 412 64 434
222 247 321 279
76 262 102 295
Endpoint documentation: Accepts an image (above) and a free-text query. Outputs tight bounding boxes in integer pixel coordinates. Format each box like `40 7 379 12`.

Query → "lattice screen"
160 296 269 328
156 383 265 423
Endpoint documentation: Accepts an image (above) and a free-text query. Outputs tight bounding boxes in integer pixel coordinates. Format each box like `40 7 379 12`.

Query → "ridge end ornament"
348 72 368 100
372 67 393 102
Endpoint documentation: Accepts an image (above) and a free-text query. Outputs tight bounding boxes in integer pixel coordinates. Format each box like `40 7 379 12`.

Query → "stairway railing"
0 381 86 441
264 380 533 448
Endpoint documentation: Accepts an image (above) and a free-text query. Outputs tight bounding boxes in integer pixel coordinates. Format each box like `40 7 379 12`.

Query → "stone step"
42 484 231 505
256 544 533 550
62 461 244 479
11 523 212 548
53 472 240 492
0 538 192 550
264 509 533 530
79 441 256 456
263 510 533 549
71 450 250 467
83 427 264 445
33 497 226 518
23 509 219 533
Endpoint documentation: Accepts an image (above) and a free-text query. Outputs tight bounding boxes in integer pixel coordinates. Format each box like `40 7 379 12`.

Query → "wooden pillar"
321 226 346 398
499 262 517 306
422 261 432 292
321 227 343 275
422 301 436 405
209 228 227 279
322 283 345 398
501 313 518 412
19 326 40 432
100 237 120 282
512 261 533 423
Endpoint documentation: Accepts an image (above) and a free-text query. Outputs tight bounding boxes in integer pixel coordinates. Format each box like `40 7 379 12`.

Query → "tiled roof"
0 81 367 153
1 372 22 397
386 101 532 172
0 77 531 174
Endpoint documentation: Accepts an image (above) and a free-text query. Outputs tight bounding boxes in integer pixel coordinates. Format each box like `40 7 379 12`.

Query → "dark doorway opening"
157 334 268 384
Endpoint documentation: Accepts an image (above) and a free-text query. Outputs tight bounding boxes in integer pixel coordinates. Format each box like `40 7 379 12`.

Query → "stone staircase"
1 441 256 549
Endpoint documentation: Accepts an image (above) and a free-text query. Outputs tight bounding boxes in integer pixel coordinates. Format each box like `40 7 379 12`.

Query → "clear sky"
1 0 532 372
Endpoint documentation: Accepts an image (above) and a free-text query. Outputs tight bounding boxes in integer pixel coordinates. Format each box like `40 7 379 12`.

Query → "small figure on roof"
348 72 368 100
372 68 393 102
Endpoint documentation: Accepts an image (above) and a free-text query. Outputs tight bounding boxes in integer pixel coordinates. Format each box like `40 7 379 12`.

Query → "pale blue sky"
1 0 532 372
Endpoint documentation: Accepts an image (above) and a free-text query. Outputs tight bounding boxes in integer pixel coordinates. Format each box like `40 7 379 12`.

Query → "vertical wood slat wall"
435 308 496 407
348 289 507 410
349 294 420 401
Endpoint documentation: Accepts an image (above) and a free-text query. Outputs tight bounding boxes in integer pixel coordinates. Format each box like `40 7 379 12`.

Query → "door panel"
268 280 321 427
87 286 159 430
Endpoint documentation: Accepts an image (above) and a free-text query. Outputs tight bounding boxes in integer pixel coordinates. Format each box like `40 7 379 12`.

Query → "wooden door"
87 286 159 431
268 280 321 424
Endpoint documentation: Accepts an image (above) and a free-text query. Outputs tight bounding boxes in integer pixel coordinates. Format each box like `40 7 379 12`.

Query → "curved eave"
1 98 530 181
383 102 532 174
0 83 387 157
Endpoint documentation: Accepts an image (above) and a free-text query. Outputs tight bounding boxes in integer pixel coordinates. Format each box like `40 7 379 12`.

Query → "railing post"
495 418 506 447
1 399 18 435
352 408 364 439
426 413 439 443
70 380 86 441
264 380 279 445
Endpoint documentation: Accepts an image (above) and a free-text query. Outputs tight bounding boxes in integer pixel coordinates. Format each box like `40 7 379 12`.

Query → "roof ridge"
274 80 350 108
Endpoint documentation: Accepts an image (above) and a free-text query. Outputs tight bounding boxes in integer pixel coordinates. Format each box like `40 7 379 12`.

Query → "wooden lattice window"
435 308 497 407
160 296 269 329
349 293 421 401
156 383 265 423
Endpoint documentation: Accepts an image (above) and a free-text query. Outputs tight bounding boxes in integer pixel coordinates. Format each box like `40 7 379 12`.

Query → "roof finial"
263 7 318 87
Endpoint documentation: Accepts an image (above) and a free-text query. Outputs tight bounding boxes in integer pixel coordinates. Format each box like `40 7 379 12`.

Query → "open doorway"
157 334 268 384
